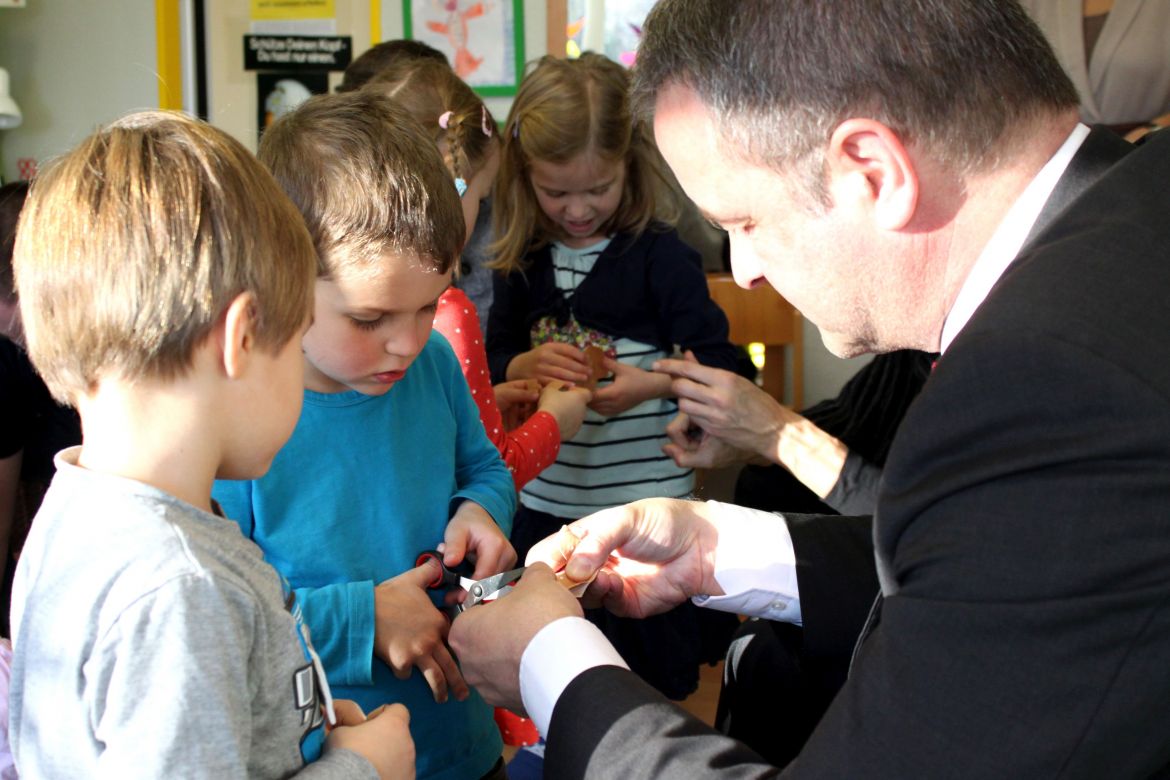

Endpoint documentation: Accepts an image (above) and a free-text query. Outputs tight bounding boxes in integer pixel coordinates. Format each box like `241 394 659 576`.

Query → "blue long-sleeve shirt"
214 331 515 780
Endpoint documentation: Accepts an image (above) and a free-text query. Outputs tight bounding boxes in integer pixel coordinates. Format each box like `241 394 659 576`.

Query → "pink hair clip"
512 120 519 139
439 110 454 129
481 104 493 137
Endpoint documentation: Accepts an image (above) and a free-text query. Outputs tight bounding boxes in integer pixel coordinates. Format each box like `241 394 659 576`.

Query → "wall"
377 0 547 138
0 0 157 183
0 0 858 405
204 0 370 149
803 338 870 408
202 1 548 152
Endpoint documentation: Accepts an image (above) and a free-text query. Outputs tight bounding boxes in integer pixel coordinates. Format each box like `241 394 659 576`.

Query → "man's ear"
220 292 258 380
826 118 919 231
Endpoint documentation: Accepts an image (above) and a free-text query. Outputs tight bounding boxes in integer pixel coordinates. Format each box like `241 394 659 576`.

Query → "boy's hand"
373 561 469 703
443 501 517 581
537 380 592 440
327 699 416 780
507 343 590 385
589 359 672 417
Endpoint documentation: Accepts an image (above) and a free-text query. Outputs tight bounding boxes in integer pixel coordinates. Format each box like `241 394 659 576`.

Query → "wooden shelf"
706 273 803 409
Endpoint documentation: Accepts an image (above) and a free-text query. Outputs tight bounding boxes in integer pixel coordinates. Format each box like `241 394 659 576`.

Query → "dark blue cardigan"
486 225 739 384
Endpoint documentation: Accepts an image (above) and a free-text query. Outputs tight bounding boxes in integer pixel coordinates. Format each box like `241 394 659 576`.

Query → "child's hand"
508 342 590 385
443 501 517 581
589 358 672 417
494 378 541 431
373 561 469 703
327 699 416 780
537 380 592 440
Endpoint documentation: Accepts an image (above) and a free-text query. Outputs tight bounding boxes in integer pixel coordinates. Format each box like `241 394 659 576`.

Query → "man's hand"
657 352 850 498
654 351 792 459
526 497 723 619
328 700 416 780
589 358 673 417
373 562 469 703
662 410 763 469
448 563 583 712
507 342 590 385
443 501 517 581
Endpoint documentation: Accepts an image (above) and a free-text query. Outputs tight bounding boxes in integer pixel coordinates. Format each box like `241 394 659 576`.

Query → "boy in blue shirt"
9 110 413 778
214 92 517 780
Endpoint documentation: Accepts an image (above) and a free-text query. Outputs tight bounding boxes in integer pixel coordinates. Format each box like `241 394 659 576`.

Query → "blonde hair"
490 53 679 273
258 90 465 277
363 59 498 185
13 110 316 406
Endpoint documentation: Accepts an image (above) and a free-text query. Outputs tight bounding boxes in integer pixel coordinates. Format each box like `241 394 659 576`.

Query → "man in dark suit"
449 0 1170 776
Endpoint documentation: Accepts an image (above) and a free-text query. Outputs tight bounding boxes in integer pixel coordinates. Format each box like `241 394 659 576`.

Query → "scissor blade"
466 567 526 606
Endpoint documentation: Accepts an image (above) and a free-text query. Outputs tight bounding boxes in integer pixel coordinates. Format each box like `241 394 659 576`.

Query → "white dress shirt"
519 124 1092 737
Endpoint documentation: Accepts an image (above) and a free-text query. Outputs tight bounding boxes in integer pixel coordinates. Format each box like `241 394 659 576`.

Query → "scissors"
415 549 526 613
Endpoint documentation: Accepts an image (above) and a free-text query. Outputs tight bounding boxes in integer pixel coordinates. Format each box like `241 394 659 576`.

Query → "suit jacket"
545 128 1170 777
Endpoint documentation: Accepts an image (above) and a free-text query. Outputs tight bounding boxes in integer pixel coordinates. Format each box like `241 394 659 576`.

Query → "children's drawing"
408 0 519 91
427 1 491 79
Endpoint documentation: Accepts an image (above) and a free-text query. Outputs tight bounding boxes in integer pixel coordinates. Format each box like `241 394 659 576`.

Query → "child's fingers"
332 698 367 726
465 536 516 581
495 383 541 406
439 646 470 701
440 528 469 568
369 702 410 727
401 558 442 590
416 656 449 703
542 341 587 361
539 360 590 384
418 645 469 703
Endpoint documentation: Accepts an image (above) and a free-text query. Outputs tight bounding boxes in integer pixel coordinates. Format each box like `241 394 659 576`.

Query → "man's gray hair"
632 0 1078 198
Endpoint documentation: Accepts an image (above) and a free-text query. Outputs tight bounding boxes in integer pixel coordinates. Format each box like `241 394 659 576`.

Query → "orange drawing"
426 1 493 79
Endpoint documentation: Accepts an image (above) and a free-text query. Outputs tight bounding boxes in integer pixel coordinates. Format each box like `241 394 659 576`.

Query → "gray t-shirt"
9 448 377 779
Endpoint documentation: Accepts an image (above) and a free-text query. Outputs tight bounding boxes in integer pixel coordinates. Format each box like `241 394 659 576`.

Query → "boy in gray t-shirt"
8 111 416 779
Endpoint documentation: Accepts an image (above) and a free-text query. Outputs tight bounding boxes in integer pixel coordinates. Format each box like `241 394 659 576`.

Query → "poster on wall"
257 71 328 142
251 0 335 20
244 35 352 71
403 0 525 96
565 0 656 66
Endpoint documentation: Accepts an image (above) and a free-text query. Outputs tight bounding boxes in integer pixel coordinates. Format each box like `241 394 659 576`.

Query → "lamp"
0 68 20 129
0 67 20 184
0 68 20 130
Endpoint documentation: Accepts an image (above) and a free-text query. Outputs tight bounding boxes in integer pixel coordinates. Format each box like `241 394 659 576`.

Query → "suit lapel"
1020 127 1132 250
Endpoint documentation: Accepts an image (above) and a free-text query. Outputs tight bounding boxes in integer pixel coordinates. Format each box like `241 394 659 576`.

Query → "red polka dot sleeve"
434 288 561 490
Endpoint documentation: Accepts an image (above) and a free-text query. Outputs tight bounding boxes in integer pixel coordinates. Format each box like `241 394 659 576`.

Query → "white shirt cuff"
519 616 629 735
690 500 803 624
